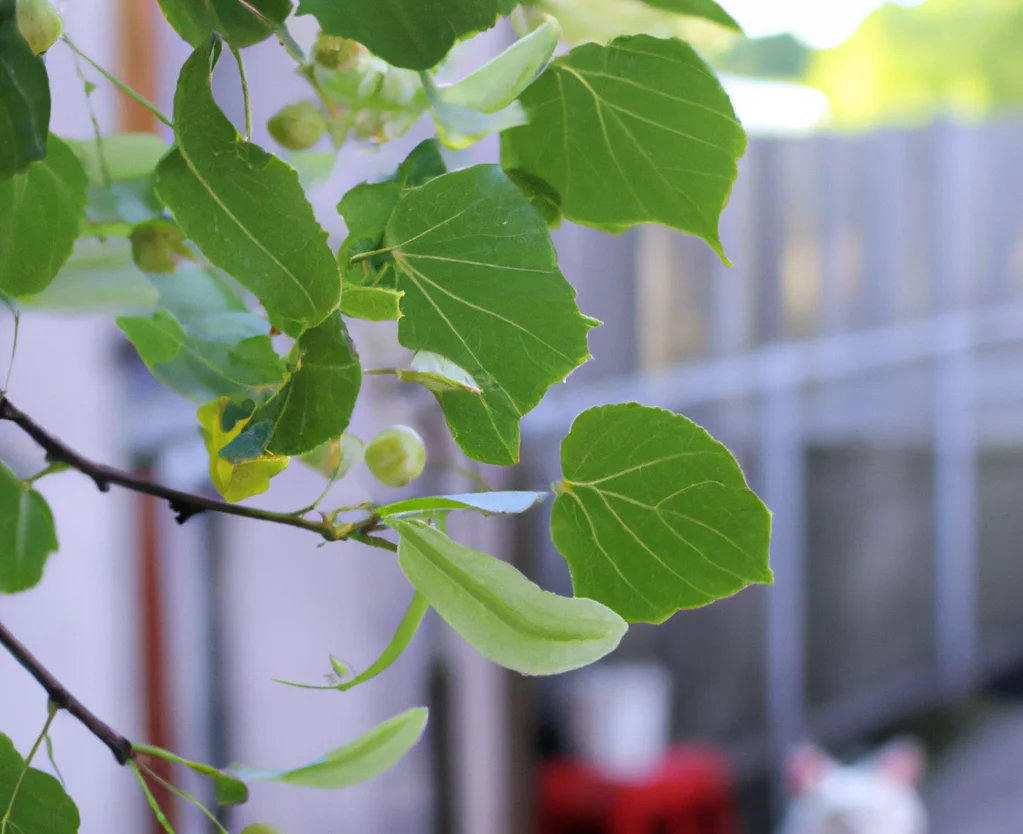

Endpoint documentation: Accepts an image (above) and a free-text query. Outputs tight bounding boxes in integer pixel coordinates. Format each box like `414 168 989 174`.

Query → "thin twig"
62 36 174 129
0 396 382 541
0 621 133 765
231 46 252 141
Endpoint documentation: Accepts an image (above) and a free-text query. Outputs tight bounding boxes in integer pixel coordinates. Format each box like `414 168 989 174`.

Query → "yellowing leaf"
198 398 289 503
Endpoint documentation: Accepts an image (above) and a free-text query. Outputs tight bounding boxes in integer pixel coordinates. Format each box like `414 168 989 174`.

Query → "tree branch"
0 396 381 542
0 620 133 765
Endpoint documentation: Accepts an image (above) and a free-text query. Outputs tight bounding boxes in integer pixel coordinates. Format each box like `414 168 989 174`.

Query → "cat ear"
871 738 926 786
787 745 835 795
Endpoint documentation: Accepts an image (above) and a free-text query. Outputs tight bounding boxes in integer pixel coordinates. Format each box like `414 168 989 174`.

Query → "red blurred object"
537 748 738 834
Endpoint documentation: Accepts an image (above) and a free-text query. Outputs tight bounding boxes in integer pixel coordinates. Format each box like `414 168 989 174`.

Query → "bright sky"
725 0 926 48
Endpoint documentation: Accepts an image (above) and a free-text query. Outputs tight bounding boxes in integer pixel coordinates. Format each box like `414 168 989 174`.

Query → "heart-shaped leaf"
501 35 746 261
0 734 79 834
390 519 627 674
550 403 773 624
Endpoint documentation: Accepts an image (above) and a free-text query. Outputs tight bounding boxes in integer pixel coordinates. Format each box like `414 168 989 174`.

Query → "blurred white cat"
778 739 928 834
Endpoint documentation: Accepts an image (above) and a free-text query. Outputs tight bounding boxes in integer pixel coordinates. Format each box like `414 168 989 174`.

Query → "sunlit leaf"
118 309 285 403
297 0 512 70
234 708 428 788
224 313 361 458
382 165 594 464
133 743 249 805
377 491 546 519
198 398 289 503
0 462 58 593
422 74 527 150
0 734 79 834
551 403 773 624
0 4 49 178
156 42 340 337
501 35 746 261
390 520 627 674
0 135 87 297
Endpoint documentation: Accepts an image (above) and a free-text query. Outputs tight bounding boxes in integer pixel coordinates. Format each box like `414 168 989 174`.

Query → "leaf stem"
24 462 70 486
139 762 229 834
62 36 174 130
350 245 396 264
130 761 176 834
231 46 252 141
0 396 383 542
0 620 133 765
2 307 19 394
0 704 58 833
72 53 111 188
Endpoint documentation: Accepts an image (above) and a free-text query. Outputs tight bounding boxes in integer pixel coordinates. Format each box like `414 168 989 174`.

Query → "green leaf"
157 0 292 49
436 17 560 113
0 4 49 179
241 827 281 834
382 165 594 465
300 432 364 480
234 708 428 788
18 237 159 315
636 0 742 31
0 134 87 297
551 403 773 624
297 0 511 70
390 519 626 674
378 491 546 519
505 167 562 228
118 309 286 403
341 284 404 321
500 35 746 261
338 591 429 691
0 462 59 594
338 180 401 239
156 42 340 337
224 313 361 457
198 397 289 503
133 744 248 805
148 265 247 325
0 734 79 834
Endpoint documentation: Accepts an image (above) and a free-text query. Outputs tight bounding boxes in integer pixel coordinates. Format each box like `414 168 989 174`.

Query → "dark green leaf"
234 708 428 788
0 462 58 594
505 168 562 228
297 0 510 70
378 491 546 519
156 43 340 337
341 284 403 321
18 238 159 315
226 313 361 457
338 181 401 239
117 309 286 403
157 0 292 48
382 165 594 464
0 733 79 833
0 7 49 179
0 134 87 297
551 403 773 624
390 519 626 674
133 743 249 805
501 35 746 261
637 0 742 31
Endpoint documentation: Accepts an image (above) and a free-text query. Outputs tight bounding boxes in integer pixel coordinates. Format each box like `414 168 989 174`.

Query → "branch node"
171 502 204 524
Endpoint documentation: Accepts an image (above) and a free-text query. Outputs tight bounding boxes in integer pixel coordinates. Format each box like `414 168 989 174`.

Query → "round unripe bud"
312 33 362 70
365 426 426 488
267 101 327 151
16 0 63 55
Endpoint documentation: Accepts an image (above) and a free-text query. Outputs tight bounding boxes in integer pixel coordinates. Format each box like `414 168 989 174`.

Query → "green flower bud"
16 0 63 55
312 34 363 70
267 101 327 151
365 426 426 488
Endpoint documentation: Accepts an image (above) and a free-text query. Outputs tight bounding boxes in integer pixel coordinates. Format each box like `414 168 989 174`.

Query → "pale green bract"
383 165 596 465
132 744 248 805
390 519 627 674
501 34 747 262
0 462 58 594
156 41 341 337
234 709 428 788
551 403 773 624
